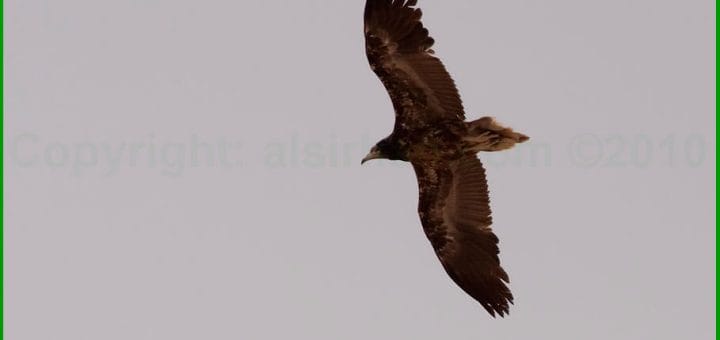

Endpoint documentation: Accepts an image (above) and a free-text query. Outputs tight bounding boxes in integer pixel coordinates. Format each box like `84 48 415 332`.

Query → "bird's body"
362 0 528 317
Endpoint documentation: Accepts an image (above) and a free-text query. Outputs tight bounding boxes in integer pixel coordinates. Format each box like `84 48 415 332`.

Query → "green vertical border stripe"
1 0 5 336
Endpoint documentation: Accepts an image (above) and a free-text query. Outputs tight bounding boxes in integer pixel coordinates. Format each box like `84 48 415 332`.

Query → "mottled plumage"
362 0 529 317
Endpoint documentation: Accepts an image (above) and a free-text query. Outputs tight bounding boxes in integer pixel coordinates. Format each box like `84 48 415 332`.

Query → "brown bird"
361 0 529 317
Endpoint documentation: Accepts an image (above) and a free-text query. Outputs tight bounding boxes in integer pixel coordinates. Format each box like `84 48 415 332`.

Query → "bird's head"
362 138 400 165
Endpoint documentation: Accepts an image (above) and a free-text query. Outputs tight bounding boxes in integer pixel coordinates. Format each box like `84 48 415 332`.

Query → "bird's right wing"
364 0 465 129
412 156 513 317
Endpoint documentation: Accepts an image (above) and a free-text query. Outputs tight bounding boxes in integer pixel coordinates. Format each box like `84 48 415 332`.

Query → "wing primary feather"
413 157 513 316
364 0 465 126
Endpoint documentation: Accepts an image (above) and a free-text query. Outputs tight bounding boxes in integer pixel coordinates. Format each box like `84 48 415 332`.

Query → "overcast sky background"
5 0 716 339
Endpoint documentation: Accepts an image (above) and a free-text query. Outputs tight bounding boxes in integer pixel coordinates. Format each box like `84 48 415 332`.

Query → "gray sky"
6 0 715 339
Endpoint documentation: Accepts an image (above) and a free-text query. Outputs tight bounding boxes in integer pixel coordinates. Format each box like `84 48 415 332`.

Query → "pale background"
5 0 716 339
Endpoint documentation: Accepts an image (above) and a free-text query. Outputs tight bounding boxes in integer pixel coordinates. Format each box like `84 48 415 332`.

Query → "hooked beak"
361 149 383 165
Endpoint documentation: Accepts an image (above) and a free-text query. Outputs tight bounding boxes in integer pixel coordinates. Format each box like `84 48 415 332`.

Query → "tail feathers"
465 117 529 152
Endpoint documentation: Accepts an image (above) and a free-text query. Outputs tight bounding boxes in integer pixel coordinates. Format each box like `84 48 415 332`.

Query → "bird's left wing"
364 0 465 128
412 156 513 317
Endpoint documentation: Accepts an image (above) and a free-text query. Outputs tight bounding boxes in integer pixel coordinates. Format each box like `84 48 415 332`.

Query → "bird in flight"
361 0 529 317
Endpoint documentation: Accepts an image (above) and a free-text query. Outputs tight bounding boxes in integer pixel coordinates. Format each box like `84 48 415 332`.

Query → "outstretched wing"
364 0 465 129
413 156 513 317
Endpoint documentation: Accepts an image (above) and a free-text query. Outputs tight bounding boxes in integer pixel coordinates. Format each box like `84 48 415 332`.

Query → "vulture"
361 0 529 317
